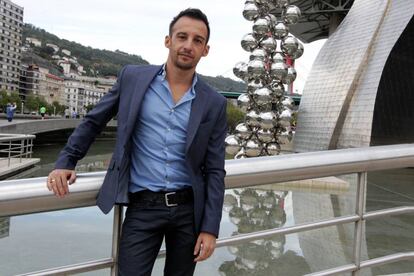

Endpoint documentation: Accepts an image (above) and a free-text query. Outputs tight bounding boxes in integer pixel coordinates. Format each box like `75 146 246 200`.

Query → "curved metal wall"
294 0 414 152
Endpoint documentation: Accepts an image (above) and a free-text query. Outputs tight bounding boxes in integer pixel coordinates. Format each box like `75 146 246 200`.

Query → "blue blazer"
55 65 227 236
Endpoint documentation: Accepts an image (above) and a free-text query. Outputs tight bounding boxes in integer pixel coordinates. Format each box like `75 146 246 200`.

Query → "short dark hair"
169 8 210 43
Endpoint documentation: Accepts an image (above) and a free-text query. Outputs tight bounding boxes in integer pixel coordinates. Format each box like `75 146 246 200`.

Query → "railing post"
352 172 367 276
111 205 123 276
20 139 24 163
7 139 11 166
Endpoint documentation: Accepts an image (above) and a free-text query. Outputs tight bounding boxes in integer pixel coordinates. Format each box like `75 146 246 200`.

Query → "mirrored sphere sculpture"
229 1 302 158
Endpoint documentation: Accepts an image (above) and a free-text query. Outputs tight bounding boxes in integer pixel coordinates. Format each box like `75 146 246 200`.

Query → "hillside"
23 24 246 92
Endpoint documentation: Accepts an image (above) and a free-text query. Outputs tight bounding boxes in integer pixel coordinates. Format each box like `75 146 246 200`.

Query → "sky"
13 0 325 93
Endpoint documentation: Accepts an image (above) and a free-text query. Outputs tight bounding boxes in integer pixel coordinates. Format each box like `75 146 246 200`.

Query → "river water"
0 140 413 275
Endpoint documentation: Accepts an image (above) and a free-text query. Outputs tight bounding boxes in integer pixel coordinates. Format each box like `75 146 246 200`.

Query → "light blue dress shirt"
129 66 197 193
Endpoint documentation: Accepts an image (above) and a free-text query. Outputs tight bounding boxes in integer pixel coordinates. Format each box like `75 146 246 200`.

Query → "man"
40 106 46 119
6 102 17 122
46 8 227 276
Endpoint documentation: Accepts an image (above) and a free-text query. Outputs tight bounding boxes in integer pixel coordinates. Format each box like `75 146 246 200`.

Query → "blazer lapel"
186 83 207 153
125 65 162 139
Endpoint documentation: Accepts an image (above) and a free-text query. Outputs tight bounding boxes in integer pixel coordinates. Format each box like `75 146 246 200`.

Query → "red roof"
46 73 64 81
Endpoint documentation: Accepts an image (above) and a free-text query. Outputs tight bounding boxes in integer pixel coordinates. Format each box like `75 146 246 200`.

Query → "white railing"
0 133 35 167
0 144 413 275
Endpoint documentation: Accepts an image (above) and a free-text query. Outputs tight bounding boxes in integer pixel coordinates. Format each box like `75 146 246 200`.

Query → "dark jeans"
118 200 197 276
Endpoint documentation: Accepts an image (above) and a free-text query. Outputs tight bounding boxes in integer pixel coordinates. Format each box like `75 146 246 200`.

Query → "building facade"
0 0 23 92
19 64 64 104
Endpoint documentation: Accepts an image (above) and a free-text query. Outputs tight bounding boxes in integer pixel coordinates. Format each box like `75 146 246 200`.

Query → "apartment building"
20 64 64 104
64 78 107 115
0 0 23 92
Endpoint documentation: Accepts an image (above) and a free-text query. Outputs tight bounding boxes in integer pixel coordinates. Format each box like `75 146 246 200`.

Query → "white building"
61 49 71 56
46 43 59 53
25 37 41 47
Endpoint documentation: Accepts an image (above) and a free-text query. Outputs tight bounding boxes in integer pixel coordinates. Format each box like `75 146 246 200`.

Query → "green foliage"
200 75 246 93
23 24 149 77
226 102 245 133
85 104 95 113
23 23 246 92
0 91 22 112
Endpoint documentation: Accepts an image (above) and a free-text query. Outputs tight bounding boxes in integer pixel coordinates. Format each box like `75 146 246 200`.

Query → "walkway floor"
0 158 40 179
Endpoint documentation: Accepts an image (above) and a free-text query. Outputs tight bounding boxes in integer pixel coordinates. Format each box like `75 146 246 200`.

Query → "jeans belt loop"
165 192 178 207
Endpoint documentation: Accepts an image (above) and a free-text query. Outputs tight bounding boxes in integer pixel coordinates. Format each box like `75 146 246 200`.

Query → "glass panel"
363 168 414 274
0 207 113 275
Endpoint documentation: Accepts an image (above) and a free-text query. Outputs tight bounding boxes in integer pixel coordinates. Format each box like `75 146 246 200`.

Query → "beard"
173 54 198 70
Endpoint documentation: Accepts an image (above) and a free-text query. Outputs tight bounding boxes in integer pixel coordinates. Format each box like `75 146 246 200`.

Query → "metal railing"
0 143 413 275
0 133 35 167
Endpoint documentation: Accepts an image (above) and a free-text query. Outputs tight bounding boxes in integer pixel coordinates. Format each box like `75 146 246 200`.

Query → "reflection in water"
220 188 311 276
0 217 10 239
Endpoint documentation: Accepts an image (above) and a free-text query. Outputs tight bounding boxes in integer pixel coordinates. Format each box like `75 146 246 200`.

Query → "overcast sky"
13 0 325 93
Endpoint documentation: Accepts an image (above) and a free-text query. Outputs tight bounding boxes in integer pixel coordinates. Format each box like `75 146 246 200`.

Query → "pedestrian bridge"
0 119 117 135
0 144 413 275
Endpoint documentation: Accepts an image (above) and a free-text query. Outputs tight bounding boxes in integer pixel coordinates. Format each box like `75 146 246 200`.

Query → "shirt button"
167 128 171 131
171 109 175 113
166 162 170 166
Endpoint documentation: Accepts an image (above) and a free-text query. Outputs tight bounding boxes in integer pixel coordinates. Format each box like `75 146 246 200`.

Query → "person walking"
6 102 17 122
40 106 46 120
46 8 227 276
64 107 70 119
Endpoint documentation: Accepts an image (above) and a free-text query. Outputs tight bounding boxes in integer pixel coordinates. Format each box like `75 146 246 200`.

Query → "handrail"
1 143 414 216
0 143 413 276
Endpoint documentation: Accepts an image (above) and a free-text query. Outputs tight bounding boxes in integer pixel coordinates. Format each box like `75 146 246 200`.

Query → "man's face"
165 16 210 71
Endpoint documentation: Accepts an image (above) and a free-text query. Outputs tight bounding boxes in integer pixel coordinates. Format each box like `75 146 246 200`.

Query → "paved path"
0 157 40 179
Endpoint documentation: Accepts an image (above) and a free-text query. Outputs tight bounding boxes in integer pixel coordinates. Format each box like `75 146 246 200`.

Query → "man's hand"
47 169 76 198
194 232 216 262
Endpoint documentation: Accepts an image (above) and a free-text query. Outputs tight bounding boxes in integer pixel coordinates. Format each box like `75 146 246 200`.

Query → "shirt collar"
159 64 198 94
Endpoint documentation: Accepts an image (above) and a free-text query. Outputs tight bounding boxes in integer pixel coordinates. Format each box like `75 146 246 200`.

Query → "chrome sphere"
246 110 261 128
254 87 273 105
291 42 304 59
272 52 285 63
270 81 285 99
270 62 288 82
276 0 289 8
239 62 249 81
247 79 264 94
233 61 247 79
257 128 274 143
259 111 277 129
249 48 267 61
273 22 289 39
283 5 301 25
283 66 297 84
235 123 252 140
281 35 299 57
279 108 292 127
245 139 263 157
247 59 266 78
260 36 277 54
281 96 294 109
225 135 241 155
277 130 293 145
241 33 258 52
243 3 260 21
264 14 277 25
266 142 281 155
234 148 247 159
253 18 270 35
237 93 251 112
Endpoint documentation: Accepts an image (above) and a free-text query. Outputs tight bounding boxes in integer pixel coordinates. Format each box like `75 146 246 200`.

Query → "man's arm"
194 98 227 261
47 66 127 197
